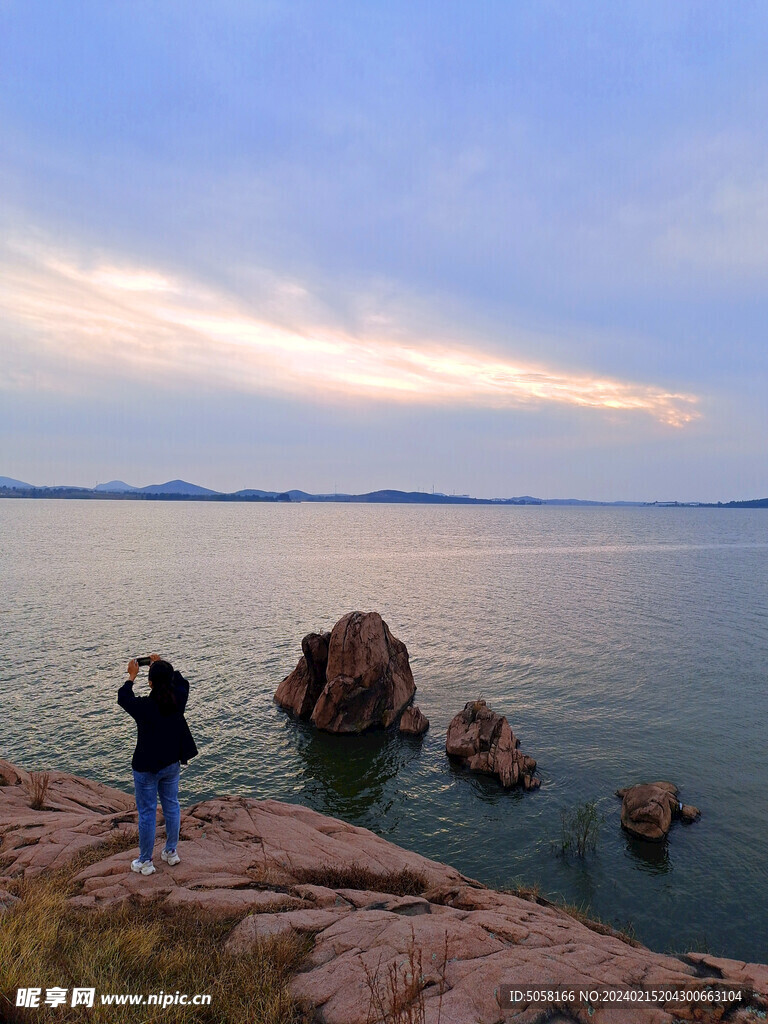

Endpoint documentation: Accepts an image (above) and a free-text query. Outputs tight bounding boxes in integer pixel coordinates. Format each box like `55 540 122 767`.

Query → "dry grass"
27 772 50 811
1 831 143 900
0 867 311 1023
504 884 640 948
293 862 427 897
363 942 426 1024
362 927 448 1024
559 902 640 947
503 882 543 903
74 830 141 867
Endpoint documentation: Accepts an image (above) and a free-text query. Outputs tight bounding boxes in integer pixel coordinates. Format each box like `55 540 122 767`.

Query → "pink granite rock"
65 794 468 911
227 883 768 1024
679 803 701 824
446 700 539 790
0 759 137 879
1 760 764 1024
684 952 768 995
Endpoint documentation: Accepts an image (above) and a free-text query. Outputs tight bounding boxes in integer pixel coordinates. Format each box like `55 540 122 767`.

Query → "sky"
1 1 767 501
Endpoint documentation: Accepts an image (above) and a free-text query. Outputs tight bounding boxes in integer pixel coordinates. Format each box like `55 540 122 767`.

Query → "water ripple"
1 501 766 959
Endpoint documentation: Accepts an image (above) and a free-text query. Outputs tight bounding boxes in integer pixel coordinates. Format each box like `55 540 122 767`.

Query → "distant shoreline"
0 487 291 503
1 485 767 507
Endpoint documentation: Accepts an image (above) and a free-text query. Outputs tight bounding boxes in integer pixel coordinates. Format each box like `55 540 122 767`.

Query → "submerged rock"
617 781 701 841
398 704 429 735
445 700 539 789
275 612 416 733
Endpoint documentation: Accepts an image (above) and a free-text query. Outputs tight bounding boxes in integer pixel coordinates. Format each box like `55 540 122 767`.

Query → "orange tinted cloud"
0 241 699 426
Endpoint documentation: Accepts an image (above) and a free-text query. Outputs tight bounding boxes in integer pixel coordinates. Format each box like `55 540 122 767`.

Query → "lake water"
1 499 766 960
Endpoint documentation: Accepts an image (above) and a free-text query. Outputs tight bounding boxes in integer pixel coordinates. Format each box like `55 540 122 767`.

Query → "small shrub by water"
27 772 50 811
558 800 604 858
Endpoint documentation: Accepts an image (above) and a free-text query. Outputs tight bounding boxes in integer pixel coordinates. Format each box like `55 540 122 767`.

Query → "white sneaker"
131 858 156 875
161 849 180 866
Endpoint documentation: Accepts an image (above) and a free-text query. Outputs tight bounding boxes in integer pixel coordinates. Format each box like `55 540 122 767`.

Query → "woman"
118 654 198 876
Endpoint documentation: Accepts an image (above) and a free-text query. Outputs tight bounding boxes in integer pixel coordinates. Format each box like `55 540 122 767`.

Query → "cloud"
607 132 768 287
0 238 699 426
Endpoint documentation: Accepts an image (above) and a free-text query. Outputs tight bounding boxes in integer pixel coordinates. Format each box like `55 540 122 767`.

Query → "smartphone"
136 656 151 667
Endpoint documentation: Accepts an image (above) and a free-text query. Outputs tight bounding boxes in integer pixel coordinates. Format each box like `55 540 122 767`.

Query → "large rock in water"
446 700 539 789
275 612 416 733
617 781 701 841
312 612 416 732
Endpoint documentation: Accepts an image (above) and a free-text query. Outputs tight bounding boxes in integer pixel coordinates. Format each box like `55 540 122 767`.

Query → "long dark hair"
148 659 178 715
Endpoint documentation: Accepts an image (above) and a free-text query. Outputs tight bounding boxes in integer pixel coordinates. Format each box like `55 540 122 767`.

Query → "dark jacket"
117 671 198 773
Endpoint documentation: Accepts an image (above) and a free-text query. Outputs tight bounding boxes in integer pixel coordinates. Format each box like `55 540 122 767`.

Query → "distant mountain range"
0 476 34 490
1 475 766 507
94 479 219 496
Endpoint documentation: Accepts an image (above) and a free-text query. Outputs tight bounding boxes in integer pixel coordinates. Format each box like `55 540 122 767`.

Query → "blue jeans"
132 762 181 862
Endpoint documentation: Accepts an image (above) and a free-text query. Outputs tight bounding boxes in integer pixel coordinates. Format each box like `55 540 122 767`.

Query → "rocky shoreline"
1 759 766 1023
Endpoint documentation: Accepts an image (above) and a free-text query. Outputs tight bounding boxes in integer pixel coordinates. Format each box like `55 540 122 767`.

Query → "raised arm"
117 659 148 720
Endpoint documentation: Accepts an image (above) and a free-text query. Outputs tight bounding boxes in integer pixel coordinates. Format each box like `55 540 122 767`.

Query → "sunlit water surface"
1 500 766 959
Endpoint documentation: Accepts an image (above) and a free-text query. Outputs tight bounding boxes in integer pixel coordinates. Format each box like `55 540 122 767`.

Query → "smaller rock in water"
399 705 429 735
679 803 701 823
617 781 701 841
446 700 539 790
